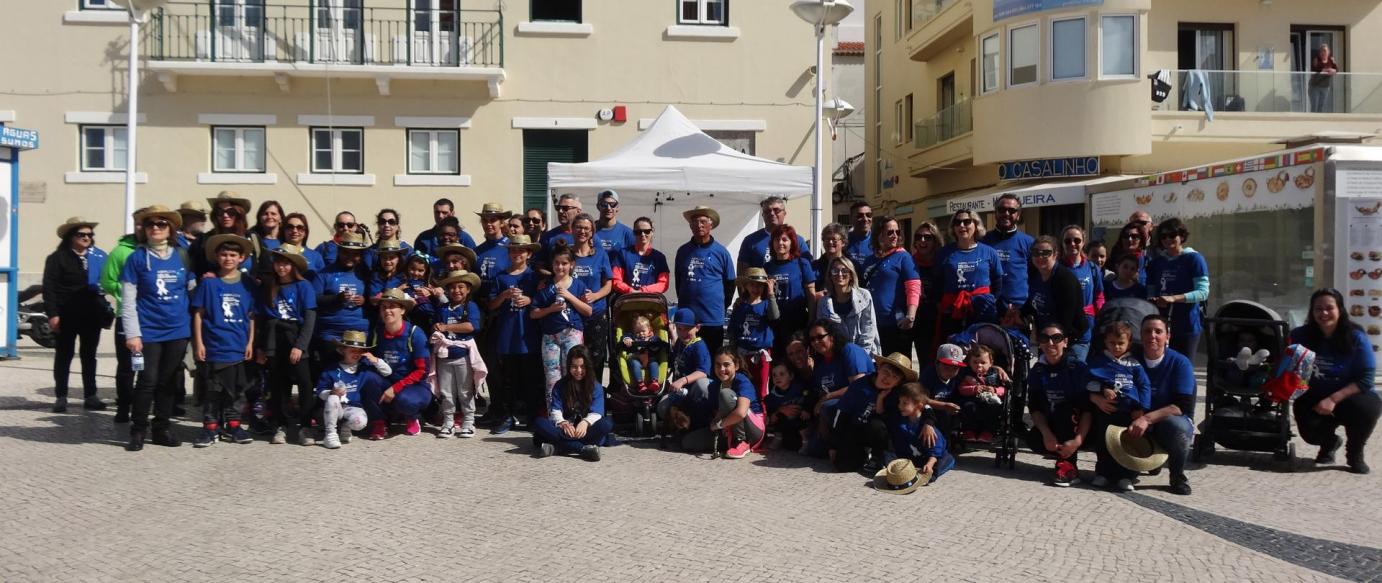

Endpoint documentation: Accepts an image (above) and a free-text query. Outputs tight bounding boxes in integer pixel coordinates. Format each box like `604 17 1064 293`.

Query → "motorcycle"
18 285 56 348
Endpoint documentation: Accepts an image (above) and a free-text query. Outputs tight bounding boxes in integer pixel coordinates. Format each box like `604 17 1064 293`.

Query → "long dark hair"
253 200 286 240
808 318 850 358
283 212 311 246
561 345 595 414
212 202 249 236
1112 222 1148 258
1300 288 1359 354
262 253 306 309
870 216 900 253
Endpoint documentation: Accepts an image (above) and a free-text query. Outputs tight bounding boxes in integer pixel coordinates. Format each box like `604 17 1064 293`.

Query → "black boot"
151 428 182 448
1347 445 1371 475
113 401 130 423
1315 435 1340 465
126 429 146 451
52 397 68 414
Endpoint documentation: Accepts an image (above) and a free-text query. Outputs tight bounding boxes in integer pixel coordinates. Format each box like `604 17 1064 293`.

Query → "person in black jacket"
1022 236 1087 358
43 217 111 412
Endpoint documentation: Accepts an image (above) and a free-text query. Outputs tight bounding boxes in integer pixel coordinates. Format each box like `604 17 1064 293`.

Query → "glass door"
214 0 264 61
412 0 458 66
315 0 362 63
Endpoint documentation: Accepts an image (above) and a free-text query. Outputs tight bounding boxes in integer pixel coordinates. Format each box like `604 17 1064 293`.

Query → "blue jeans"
627 356 661 384
1150 414 1194 476
532 416 614 453
359 381 433 422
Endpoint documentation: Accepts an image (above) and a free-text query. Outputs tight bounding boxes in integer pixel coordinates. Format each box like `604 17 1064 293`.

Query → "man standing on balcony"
738 196 810 269
1310 43 1340 114
982 193 1033 329
846 201 873 267
414 198 477 258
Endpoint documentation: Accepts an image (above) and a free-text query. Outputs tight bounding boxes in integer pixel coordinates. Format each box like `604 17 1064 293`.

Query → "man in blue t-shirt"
675 206 736 352
738 196 810 270
414 198 478 257
846 201 873 267
594 190 635 259
981 193 1034 324
1131 315 1197 496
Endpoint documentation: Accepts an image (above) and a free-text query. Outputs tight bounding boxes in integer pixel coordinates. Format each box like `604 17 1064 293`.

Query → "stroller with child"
606 293 672 436
1193 300 1296 470
1093 298 1160 353
946 322 1032 469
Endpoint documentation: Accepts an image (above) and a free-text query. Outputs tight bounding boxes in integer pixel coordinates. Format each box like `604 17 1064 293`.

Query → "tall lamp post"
111 0 170 232
791 0 854 256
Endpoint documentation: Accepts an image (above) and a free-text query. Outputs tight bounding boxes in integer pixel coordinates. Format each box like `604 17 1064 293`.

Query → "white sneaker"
338 426 353 444
1090 475 1110 488
299 429 317 447
1115 478 1135 492
321 431 341 449
458 427 476 438
436 426 455 438
271 427 287 445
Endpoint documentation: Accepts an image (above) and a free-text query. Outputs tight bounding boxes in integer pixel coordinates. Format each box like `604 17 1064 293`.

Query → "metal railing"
1169 69 1382 115
147 2 503 68
914 99 971 149
912 0 960 30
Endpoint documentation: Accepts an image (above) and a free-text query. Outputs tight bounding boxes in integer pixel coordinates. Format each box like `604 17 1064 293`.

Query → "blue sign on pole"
998 156 1100 181
994 0 1103 21
0 127 39 151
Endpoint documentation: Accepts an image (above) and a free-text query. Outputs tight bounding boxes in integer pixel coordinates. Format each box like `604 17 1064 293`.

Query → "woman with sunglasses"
860 216 920 356
191 192 253 278
364 209 412 270
281 212 324 277
1026 323 1093 487
119 206 194 451
813 256 879 355
1111 222 1149 284
1058 226 1104 361
44 217 111 413
523 208 547 240
910 221 945 363
1146 218 1210 358
937 210 1003 340
612 217 669 295
1023 237 1087 360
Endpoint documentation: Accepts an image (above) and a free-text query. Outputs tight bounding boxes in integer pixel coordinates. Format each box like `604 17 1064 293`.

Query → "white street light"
791 0 854 256
110 0 170 232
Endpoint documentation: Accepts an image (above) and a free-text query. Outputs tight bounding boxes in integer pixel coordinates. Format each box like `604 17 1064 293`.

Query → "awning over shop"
944 175 1132 214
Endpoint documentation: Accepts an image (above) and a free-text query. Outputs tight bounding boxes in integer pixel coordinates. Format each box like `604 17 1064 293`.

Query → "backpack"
1261 344 1316 404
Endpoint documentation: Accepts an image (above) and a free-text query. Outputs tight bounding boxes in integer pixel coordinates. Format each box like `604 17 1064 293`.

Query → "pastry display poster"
1091 156 1321 226
1336 168 1382 348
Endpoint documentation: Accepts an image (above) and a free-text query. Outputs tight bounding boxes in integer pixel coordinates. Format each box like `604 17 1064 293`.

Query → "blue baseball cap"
673 308 698 327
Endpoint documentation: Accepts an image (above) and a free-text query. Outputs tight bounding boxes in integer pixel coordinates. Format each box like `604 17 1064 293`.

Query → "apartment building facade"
2 0 823 278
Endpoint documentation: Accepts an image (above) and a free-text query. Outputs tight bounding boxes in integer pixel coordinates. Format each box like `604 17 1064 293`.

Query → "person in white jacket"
814 257 880 355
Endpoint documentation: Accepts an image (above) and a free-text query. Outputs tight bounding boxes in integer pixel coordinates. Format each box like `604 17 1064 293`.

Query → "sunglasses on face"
810 333 830 342
378 218 398 226
285 224 307 231
597 202 618 210
334 222 355 230
73 231 95 239
1033 249 1055 257
955 219 976 227
855 213 872 219
997 207 1020 214
144 220 171 229
765 207 786 215
916 234 936 242
1159 233 1178 239
1037 333 1066 344
1064 237 1083 245
214 208 240 217
525 217 543 223
830 268 851 276
635 229 653 235
883 229 901 236
1125 233 1140 240
556 205 577 214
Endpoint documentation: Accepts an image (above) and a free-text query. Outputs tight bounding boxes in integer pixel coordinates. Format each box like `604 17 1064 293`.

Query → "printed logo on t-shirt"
995 249 1012 264
382 348 404 369
954 260 977 286
480 256 499 279
772 274 791 301
573 263 594 279
155 270 181 300
275 297 296 320
336 282 359 296
632 261 652 285
220 292 244 323
685 257 706 281
740 311 762 340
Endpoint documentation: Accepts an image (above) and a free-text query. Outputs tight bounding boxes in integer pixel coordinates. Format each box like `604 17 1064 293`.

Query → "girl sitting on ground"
532 345 612 461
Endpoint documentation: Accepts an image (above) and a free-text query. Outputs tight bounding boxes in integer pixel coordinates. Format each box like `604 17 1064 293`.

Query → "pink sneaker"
404 418 421 436
367 420 388 441
725 441 751 459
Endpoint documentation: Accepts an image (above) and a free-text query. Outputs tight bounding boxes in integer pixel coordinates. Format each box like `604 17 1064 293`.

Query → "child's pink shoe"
368 420 388 441
404 419 422 436
725 441 751 459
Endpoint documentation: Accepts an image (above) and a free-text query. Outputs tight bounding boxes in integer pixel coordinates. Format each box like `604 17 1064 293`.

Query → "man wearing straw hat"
675 206 736 353
176 200 211 248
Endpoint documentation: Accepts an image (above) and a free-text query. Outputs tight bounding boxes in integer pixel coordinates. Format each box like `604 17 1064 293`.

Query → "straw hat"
374 239 408 257
503 234 541 252
377 287 417 311
337 231 369 250
206 191 252 214
203 233 254 262
737 267 769 283
177 200 211 219
133 205 184 230
871 459 926 494
871 352 920 382
434 243 477 268
269 243 310 273
1104 425 1170 472
335 330 373 350
437 269 481 291
56 216 98 239
475 202 513 218
683 206 721 228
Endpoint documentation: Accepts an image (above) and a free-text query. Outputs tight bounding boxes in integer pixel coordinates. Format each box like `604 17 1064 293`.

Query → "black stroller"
947 322 1032 468
1193 300 1295 471
1093 298 1160 353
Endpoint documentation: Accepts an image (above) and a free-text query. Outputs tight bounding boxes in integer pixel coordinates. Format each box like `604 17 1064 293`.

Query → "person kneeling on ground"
533 345 613 461
830 352 917 473
316 330 392 449
1086 321 1152 492
1129 314 1197 495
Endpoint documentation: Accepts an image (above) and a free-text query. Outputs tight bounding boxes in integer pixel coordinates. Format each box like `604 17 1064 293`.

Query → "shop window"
679 0 727 25
212 126 266 173
80 125 128 172
1051 17 1086 80
1100 14 1137 78
531 0 581 23
310 127 364 174
1009 23 1038 87
981 33 1000 93
407 129 459 174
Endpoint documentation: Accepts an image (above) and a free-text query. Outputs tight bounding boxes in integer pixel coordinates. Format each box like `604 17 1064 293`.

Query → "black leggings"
832 416 890 472
1294 390 1382 455
266 322 315 428
498 353 541 420
54 315 102 399
585 313 611 385
114 321 134 412
132 339 189 432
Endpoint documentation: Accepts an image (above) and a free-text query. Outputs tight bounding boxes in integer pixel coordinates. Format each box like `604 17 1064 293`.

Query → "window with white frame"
311 127 364 174
531 0 581 22
80 126 128 172
212 127 266 173
1051 17 1086 80
1009 23 1038 86
82 0 119 9
407 129 459 174
1100 14 1137 78
679 0 726 25
981 33 1000 93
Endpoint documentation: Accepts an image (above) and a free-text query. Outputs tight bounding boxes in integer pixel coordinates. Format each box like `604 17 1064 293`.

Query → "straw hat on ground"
871 459 927 494
1105 425 1170 472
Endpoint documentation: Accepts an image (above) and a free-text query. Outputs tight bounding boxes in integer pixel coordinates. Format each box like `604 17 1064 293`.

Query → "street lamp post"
111 0 170 232
791 0 854 256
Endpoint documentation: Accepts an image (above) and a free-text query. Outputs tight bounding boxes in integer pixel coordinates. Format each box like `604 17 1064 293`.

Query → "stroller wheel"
649 411 659 438
634 414 645 437
1274 442 1296 473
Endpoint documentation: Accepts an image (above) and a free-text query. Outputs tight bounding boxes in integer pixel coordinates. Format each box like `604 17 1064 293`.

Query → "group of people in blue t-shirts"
44 191 1377 483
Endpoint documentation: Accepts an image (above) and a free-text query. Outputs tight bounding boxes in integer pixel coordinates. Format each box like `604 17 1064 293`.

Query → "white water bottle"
131 352 145 372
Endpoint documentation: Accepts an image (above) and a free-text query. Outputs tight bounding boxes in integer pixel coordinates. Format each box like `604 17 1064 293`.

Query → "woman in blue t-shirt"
765 224 817 357
910 221 945 365
937 210 1003 340
568 214 614 384
1147 218 1209 359
363 288 432 440
118 206 194 451
861 216 920 357
1290 289 1380 474
281 213 325 278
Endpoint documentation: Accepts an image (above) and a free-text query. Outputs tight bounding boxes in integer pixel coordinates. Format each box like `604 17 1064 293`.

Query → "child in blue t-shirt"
530 245 594 400
1103 254 1147 301
707 349 766 459
402 255 436 329
727 268 778 393
1086 323 1152 414
432 270 484 438
257 245 320 446
890 382 954 483
315 330 392 449
487 235 542 433
190 236 257 448
766 363 811 452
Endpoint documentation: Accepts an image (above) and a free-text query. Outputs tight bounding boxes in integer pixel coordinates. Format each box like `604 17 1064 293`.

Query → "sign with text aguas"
0 127 38 151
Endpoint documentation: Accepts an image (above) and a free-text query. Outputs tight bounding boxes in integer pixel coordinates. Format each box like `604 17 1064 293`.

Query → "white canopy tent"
546 106 813 287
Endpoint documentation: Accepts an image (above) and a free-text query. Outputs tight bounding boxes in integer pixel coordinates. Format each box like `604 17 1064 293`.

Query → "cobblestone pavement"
1 342 1378 582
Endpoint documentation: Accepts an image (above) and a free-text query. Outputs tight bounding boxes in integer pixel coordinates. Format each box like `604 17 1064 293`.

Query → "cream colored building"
2 0 825 280
867 0 1382 236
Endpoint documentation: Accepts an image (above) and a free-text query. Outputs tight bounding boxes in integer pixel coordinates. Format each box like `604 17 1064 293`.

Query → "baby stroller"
1194 300 1295 471
607 293 671 436
1093 298 1160 353
946 322 1032 468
